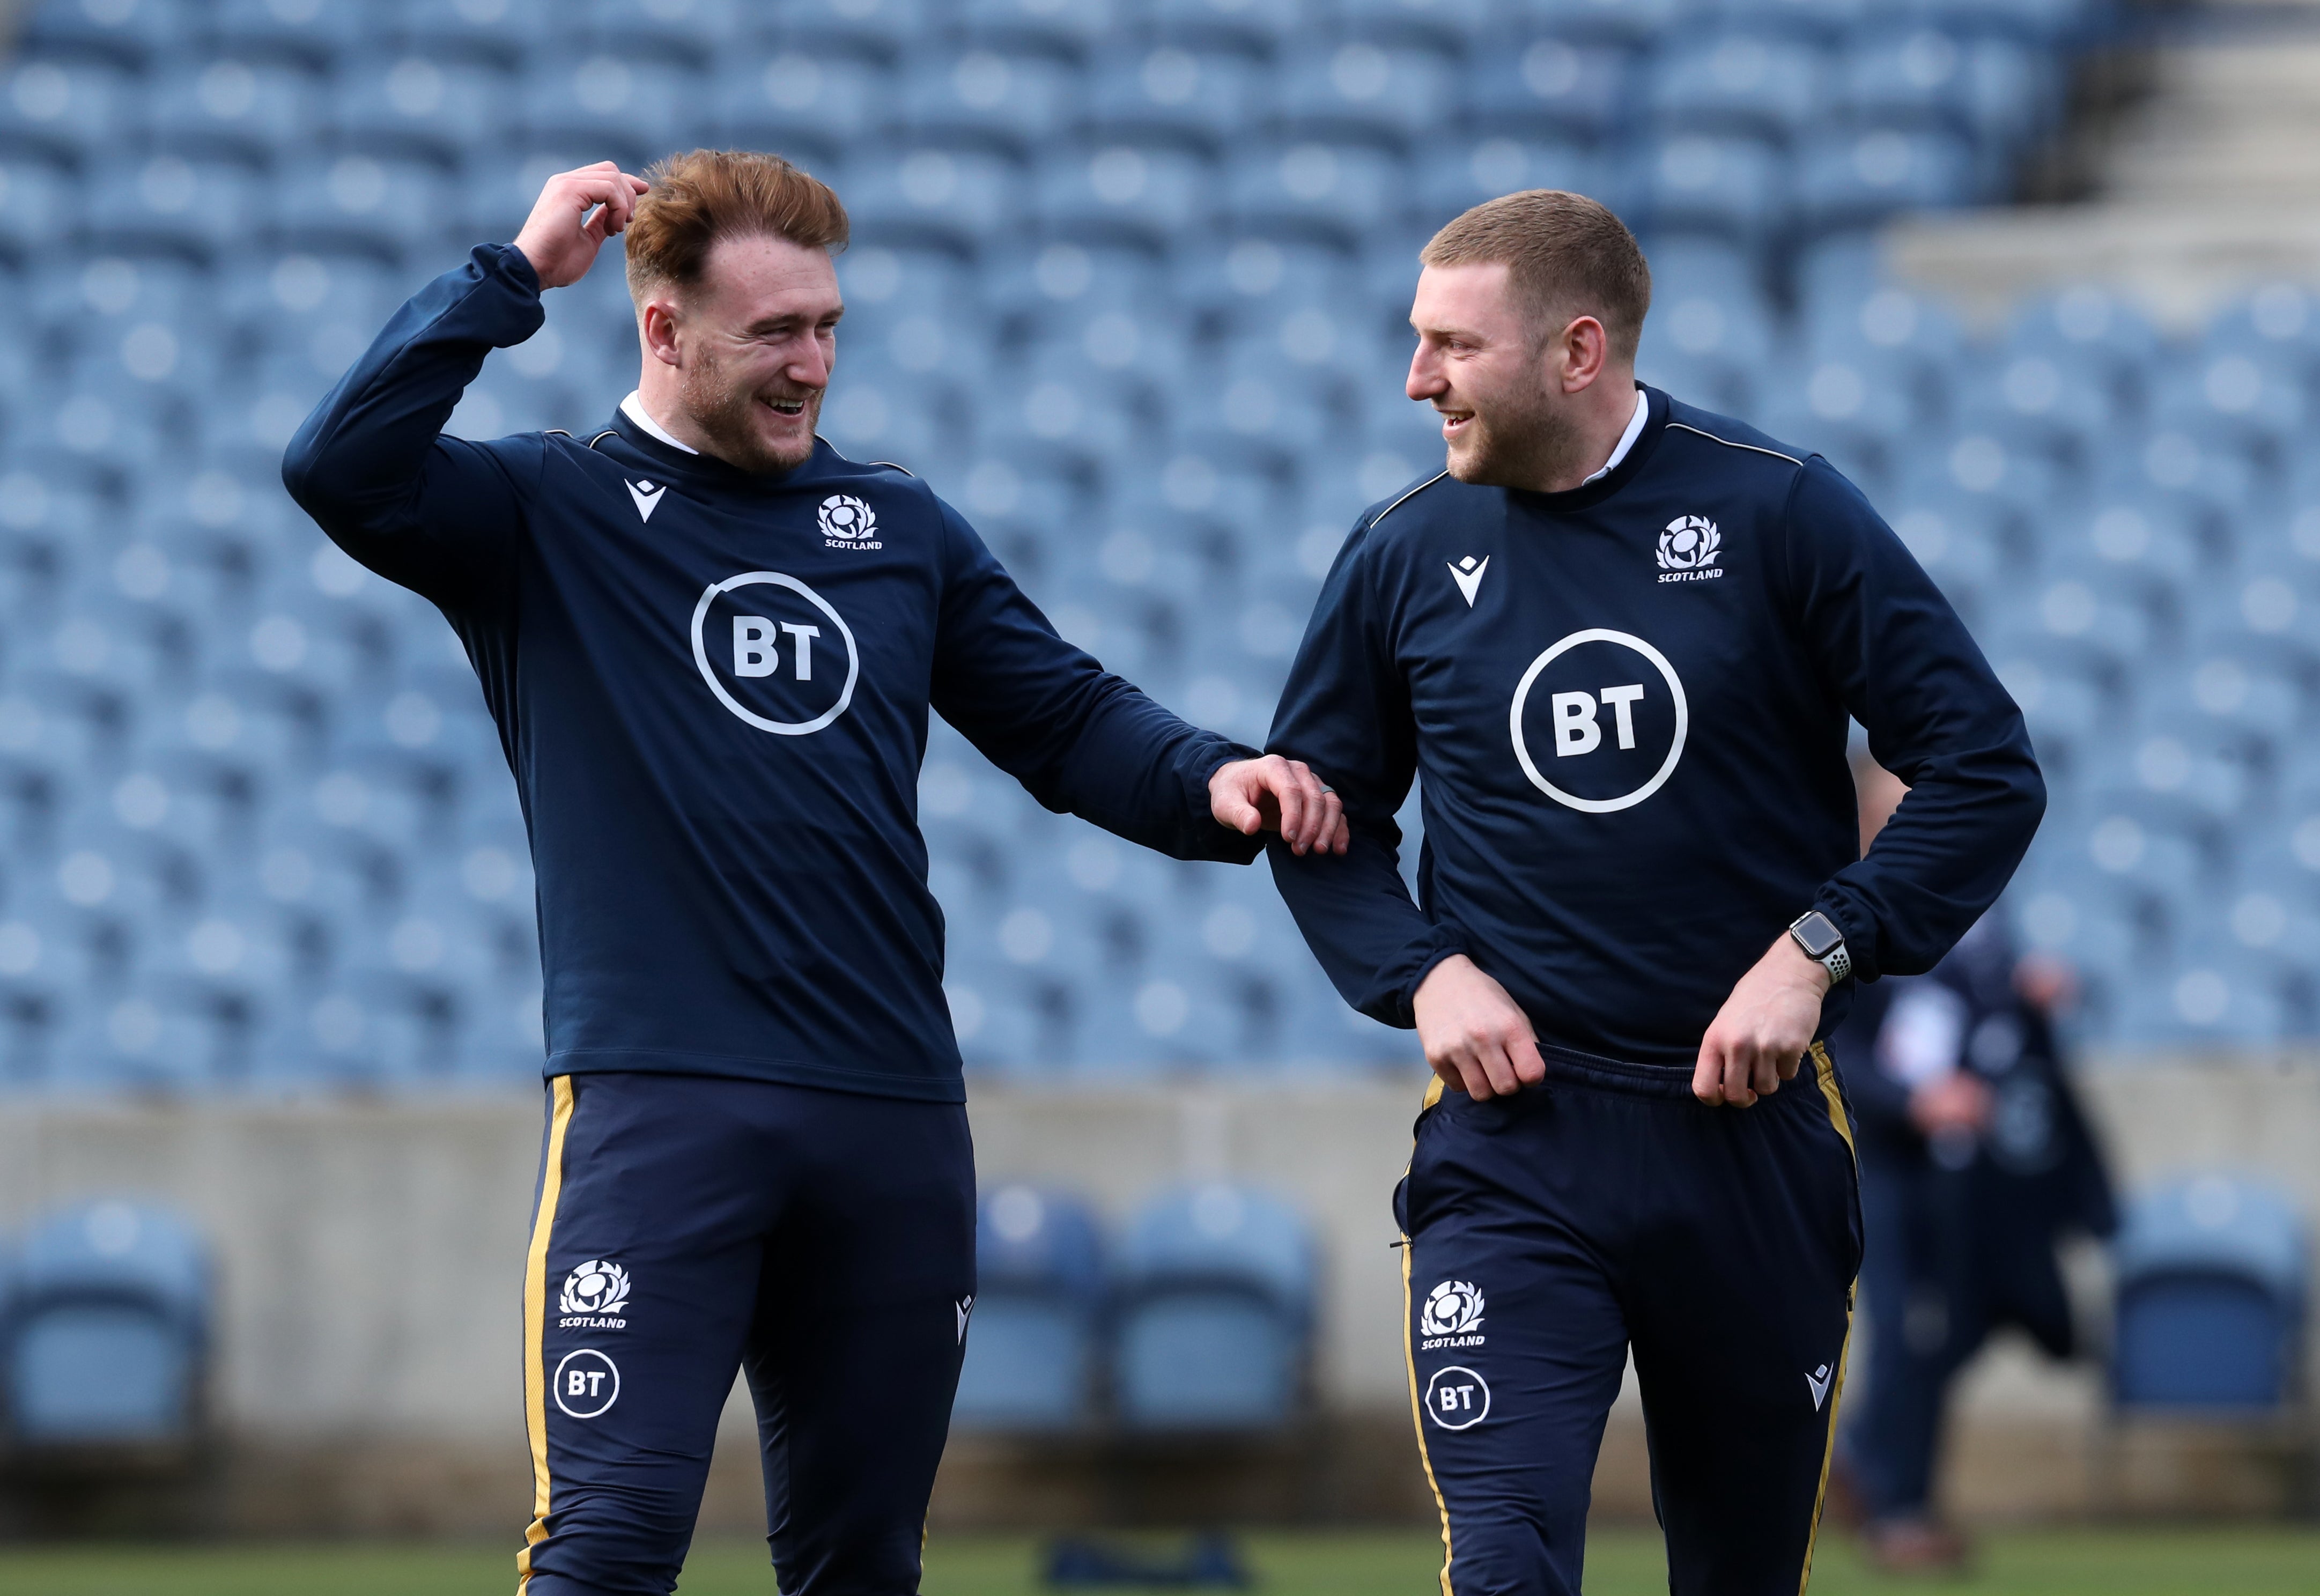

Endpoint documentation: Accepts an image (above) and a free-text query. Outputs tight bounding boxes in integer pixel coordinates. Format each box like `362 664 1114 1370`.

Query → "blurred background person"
1833 752 2116 1573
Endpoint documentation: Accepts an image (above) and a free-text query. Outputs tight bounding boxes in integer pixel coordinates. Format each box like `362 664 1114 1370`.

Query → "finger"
1287 763 1326 853
1751 1051 1780 1099
1454 1054 1494 1100
1272 765 1308 853
1320 792 1349 855
1277 763 1320 851
1692 1040 1724 1105
1222 787 1262 836
1721 1047 1758 1108
1510 1035 1547 1088
1776 1048 1804 1082
1430 1056 1464 1093
1479 1040 1522 1098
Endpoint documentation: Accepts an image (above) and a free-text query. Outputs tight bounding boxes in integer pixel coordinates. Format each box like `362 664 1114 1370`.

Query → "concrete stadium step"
1887 2 2320 329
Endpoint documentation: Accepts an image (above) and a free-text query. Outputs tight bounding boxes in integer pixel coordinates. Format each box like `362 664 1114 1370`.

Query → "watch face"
1794 914 1840 957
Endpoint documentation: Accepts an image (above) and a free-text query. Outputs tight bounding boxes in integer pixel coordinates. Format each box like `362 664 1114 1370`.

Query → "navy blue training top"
283 244 1260 1102
1265 386 2044 1070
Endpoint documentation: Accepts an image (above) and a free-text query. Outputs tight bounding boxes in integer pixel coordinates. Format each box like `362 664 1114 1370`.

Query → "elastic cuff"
1812 891 1875 985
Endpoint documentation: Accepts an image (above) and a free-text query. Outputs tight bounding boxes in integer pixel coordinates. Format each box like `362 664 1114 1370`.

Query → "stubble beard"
1441 374 1591 494
679 346 822 475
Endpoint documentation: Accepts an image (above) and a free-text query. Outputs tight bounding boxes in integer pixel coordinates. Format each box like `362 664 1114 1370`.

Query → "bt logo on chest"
689 572 860 735
1508 629 1688 814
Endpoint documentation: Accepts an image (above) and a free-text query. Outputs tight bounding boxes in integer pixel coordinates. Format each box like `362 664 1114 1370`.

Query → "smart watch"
1787 910 1852 984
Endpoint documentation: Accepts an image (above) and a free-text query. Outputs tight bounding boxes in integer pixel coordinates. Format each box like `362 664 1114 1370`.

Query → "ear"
640 295 684 368
1557 315 1609 393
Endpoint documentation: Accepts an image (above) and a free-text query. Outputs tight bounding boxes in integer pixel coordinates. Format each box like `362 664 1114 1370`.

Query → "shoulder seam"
1664 421 1805 468
865 460 915 478
1371 471 1450 528
585 430 618 450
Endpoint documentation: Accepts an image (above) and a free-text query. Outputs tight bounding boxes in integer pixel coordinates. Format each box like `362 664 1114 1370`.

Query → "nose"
790 336 832 391
1407 341 1445 404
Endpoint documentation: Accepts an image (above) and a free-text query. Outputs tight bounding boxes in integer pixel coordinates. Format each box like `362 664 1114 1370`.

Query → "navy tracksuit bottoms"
1397 1043 1861 1596
515 1073 976 1596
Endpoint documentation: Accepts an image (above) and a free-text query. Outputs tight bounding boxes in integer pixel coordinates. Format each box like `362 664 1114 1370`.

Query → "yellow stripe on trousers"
1798 1041 1858 1595
1402 1236 1456 1596
516 1075 577 1593
1403 1075 1453 1595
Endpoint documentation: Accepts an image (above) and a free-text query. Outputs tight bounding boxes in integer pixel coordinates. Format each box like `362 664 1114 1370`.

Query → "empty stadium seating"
2112 1175 2307 1408
1 1200 211 1450
0 0 2303 1093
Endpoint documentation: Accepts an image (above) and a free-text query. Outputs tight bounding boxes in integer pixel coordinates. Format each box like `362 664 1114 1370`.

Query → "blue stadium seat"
2147 352 2308 466
145 58 325 164
1144 0 1310 54
272 154 453 262
1949 349 2117 471
952 1184 1106 1431
19 0 198 70
1080 42 1264 156
2202 284 2320 375
0 57 140 164
1225 141 1406 249
897 46 1082 158
1112 1184 1314 1430
843 145 1027 254
1529 0 1687 49
1031 144 1217 252
960 0 1118 57
3 1201 209 1448
1644 34 1828 145
1794 127 1978 237
706 51 888 171
1637 132 1789 253
205 0 380 70
2114 1177 2307 1408
1408 136 1609 239
1467 33 1634 144
1273 40 1460 149
578 0 741 67
386 0 560 69
514 51 704 171
330 54 518 166
1336 0 1494 52
1706 0 1867 42
80 153 267 263
2001 286 2162 415
0 154 77 266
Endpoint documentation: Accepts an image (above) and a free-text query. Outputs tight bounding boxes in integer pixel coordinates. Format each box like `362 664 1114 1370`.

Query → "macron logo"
626 479 667 523
1807 1363 1833 1411
1450 555 1489 607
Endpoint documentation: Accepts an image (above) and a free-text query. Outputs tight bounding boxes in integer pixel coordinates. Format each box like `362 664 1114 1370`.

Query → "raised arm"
929 502 1340 862
280 162 647 610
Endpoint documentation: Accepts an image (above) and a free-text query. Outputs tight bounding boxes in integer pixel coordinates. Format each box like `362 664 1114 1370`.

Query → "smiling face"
1406 259 1620 493
641 232 843 474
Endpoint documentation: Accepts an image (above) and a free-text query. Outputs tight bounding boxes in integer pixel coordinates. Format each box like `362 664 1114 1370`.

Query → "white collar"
1580 386 1650 486
620 390 697 455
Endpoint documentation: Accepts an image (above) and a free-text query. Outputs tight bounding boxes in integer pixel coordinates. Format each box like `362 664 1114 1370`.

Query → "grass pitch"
0 1526 2315 1594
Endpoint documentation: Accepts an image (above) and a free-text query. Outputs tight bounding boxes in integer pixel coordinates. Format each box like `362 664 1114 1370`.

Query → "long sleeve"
280 243 547 616
929 501 1260 863
1784 459 2046 984
1262 522 1466 1028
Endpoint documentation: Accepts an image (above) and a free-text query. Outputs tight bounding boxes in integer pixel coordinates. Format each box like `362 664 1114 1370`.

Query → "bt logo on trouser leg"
553 1348 621 1418
1425 1365 1491 1430
690 572 860 735
1509 629 1688 814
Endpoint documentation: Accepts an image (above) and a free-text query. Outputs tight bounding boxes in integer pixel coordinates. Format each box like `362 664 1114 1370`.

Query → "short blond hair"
1422 190 1652 360
624 149 848 298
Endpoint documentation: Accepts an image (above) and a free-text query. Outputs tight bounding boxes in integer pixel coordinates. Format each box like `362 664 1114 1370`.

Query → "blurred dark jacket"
1831 911 2116 1357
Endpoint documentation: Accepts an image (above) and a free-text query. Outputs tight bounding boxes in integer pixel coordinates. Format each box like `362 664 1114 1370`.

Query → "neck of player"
1534 376 1645 496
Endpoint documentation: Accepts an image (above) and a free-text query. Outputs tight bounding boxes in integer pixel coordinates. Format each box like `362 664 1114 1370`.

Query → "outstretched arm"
930 503 1342 861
